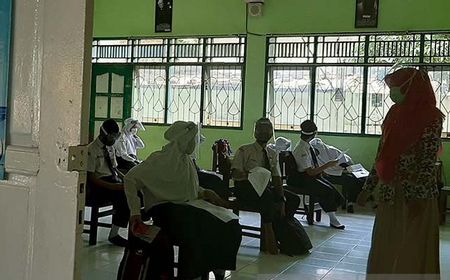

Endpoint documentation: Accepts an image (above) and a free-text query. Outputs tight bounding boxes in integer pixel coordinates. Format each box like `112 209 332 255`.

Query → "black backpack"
273 216 313 256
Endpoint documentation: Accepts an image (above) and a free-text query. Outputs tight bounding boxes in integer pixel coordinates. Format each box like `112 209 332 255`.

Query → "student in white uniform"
125 121 241 280
289 120 345 229
114 117 145 173
309 138 365 213
87 119 130 247
231 118 300 254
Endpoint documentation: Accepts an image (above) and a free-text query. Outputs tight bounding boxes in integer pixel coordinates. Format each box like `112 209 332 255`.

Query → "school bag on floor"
273 216 313 256
117 231 174 280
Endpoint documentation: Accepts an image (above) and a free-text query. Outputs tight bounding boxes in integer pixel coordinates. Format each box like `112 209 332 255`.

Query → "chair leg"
315 209 322 222
89 206 99 246
307 203 314 225
259 215 265 251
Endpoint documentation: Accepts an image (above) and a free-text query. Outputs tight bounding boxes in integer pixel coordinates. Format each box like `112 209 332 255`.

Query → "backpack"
273 216 313 256
212 139 233 177
117 232 174 280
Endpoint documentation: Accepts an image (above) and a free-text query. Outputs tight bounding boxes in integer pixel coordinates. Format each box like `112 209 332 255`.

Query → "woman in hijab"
358 68 444 278
114 118 146 173
124 121 242 280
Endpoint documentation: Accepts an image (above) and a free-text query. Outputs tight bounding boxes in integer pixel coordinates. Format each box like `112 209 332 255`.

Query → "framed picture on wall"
155 0 173 32
355 0 379 28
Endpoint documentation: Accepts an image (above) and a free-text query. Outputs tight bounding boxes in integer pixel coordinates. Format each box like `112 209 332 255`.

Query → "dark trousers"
87 176 130 228
324 173 365 203
149 203 242 279
287 173 343 213
234 180 300 223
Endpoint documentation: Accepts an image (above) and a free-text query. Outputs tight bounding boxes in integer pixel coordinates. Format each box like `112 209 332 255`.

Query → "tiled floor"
81 208 450 279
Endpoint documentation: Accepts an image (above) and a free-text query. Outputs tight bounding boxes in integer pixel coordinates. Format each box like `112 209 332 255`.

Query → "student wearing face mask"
87 119 130 247
125 121 242 280
358 68 444 277
231 118 300 255
289 120 346 229
114 118 145 174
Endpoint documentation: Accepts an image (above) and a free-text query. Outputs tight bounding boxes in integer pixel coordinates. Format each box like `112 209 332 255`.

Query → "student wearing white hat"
289 120 345 229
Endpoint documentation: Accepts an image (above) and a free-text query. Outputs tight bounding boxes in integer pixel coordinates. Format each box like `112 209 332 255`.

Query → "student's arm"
87 172 123 191
124 174 144 217
133 135 145 149
231 148 248 181
305 160 339 177
125 174 146 235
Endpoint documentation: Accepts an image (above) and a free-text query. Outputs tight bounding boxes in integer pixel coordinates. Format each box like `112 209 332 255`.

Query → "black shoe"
108 235 128 247
330 223 346 230
347 204 354 213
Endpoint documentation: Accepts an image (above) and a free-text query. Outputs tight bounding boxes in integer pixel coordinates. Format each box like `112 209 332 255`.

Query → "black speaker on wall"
155 0 173 32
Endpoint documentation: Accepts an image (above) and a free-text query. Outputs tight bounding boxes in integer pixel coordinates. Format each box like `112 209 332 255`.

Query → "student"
125 121 241 280
87 119 130 247
114 118 145 174
358 68 443 277
231 118 300 254
288 120 345 229
309 138 365 213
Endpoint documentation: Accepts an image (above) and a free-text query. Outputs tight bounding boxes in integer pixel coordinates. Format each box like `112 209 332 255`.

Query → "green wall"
94 0 450 183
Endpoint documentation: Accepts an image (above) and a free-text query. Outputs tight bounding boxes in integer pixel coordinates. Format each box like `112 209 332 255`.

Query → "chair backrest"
279 151 298 179
212 139 233 182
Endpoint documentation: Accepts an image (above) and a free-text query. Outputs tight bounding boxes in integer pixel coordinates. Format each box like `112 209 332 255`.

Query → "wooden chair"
83 184 114 246
278 151 322 225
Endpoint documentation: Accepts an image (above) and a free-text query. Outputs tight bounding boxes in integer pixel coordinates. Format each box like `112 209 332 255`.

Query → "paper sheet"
346 164 370 178
186 199 239 223
248 166 271 197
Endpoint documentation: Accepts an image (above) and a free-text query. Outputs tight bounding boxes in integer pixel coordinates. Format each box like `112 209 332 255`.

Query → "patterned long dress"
363 119 442 278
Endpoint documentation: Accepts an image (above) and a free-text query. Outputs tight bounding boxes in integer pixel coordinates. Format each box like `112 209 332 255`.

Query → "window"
93 37 246 127
266 33 450 136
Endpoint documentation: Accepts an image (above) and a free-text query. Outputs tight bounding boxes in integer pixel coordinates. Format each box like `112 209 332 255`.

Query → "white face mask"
388 70 417 104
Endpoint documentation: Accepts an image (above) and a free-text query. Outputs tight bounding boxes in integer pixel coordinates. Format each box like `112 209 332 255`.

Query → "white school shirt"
292 139 314 173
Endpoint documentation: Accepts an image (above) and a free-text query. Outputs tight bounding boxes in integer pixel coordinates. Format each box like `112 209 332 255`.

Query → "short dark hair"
300 120 317 134
255 117 273 128
102 119 119 134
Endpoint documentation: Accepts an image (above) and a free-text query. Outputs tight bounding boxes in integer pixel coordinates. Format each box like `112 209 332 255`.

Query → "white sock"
328 212 341 225
109 225 120 238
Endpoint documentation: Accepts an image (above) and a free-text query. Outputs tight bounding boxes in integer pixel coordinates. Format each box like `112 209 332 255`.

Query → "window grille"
266 33 450 136
93 36 245 127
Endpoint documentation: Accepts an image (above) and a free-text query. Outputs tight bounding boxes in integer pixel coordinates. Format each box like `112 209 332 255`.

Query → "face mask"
389 87 406 104
388 70 417 104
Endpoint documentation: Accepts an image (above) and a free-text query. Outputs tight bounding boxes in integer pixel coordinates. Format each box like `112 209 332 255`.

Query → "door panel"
90 64 132 140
